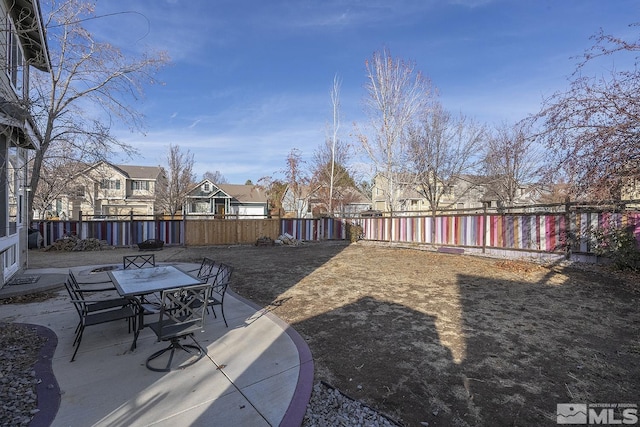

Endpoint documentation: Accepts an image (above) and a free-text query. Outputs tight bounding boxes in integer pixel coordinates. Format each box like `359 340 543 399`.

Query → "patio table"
108 265 203 297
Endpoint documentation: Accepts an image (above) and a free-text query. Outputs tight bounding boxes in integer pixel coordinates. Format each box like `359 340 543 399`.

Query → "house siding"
0 0 49 284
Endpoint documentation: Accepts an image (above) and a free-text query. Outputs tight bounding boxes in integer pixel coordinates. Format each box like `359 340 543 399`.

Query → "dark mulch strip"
24 324 60 427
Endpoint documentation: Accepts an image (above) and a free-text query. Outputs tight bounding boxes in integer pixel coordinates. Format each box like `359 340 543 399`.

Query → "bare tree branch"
356 47 434 212
408 102 485 214
155 144 195 218
533 24 640 200
28 0 169 221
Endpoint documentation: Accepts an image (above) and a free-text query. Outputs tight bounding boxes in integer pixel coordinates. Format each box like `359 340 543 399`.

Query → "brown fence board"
184 219 280 245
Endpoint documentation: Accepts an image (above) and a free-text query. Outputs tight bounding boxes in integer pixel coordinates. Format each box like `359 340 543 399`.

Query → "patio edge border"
227 289 314 427
23 323 60 427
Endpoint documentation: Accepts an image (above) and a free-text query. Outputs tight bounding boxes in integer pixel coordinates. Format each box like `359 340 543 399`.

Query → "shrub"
349 224 363 243
590 225 640 271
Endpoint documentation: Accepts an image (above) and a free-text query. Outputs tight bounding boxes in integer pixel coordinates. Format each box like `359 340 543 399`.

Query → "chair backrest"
68 270 80 289
64 277 85 318
123 254 156 269
155 283 210 341
209 263 233 296
197 257 217 280
67 270 86 300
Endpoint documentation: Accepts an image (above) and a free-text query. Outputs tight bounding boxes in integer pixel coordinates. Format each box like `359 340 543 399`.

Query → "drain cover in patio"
8 276 40 285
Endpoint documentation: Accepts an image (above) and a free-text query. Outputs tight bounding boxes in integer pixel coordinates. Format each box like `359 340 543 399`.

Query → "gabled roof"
187 179 267 204
77 161 163 180
218 184 267 204
115 164 164 180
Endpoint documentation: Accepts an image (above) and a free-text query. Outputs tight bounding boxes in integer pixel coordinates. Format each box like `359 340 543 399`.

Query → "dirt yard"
27 241 640 426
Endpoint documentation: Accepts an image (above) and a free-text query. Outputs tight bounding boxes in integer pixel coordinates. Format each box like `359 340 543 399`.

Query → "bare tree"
256 176 286 217
327 74 341 213
408 102 485 216
203 170 228 184
156 144 195 218
281 148 310 217
533 24 640 200
483 121 541 205
28 0 169 220
310 160 357 215
356 47 433 213
310 136 355 213
30 153 82 219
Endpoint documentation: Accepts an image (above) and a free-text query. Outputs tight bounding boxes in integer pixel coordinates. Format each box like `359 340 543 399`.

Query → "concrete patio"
0 262 313 426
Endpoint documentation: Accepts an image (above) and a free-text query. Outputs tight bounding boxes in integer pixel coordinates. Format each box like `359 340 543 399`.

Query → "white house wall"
0 138 28 283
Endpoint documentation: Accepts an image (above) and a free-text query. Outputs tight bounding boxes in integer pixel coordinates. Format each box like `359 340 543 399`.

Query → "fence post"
129 209 134 247
564 197 571 259
482 203 487 254
41 221 48 247
78 210 83 240
182 204 187 246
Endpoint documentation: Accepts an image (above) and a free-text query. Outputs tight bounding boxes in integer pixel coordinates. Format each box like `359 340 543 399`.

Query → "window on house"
6 16 24 96
100 179 121 190
73 185 85 197
131 180 149 190
203 183 210 192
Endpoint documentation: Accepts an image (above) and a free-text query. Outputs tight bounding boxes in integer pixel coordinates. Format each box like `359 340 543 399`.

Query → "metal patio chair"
68 269 118 293
203 263 233 327
64 278 141 362
67 270 131 316
145 283 210 372
123 254 156 269
196 257 217 280
123 254 161 314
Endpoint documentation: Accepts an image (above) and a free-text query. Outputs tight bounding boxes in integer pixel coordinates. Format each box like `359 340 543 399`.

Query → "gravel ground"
0 323 47 427
303 382 401 426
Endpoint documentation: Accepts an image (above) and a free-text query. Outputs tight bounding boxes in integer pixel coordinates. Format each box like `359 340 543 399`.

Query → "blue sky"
84 0 636 184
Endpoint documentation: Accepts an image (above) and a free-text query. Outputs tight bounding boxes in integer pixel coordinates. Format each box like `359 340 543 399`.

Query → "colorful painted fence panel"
32 220 184 247
359 211 640 254
568 211 640 252
279 218 347 241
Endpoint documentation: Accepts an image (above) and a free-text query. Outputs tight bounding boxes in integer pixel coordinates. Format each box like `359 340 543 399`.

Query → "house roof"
218 184 268 204
187 179 268 204
115 164 164 180
76 161 163 181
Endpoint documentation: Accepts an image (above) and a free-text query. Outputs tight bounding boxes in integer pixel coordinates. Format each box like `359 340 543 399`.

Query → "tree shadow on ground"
293 296 461 426
456 269 640 426
290 261 640 426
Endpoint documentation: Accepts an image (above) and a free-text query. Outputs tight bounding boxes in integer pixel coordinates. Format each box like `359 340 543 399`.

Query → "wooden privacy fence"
32 217 350 247
184 219 280 245
32 210 640 256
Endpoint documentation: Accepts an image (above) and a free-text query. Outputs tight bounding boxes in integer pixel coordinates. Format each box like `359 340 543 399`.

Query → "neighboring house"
59 161 167 219
621 176 640 205
184 179 268 219
282 184 371 218
0 0 49 284
281 185 313 218
371 173 543 214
